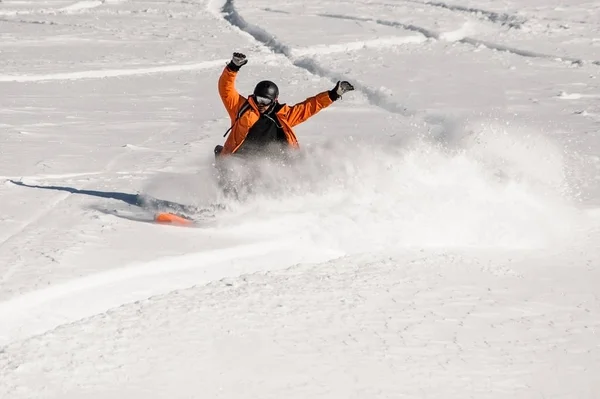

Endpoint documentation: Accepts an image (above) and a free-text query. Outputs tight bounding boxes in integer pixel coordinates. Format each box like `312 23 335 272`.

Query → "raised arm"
218 52 248 120
285 81 355 127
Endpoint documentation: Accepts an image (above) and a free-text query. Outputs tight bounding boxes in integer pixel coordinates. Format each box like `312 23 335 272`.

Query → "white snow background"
1 0 600 397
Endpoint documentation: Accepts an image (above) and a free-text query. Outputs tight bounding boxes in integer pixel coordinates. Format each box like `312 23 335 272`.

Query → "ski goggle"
255 95 273 105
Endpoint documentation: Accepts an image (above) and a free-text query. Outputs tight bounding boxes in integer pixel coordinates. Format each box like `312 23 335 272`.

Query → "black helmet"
253 80 279 101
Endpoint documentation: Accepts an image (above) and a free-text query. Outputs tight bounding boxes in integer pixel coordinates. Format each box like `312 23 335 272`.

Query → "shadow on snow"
8 180 199 216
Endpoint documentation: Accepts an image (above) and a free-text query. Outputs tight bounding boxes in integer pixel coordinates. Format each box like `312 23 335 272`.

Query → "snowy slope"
1 0 600 398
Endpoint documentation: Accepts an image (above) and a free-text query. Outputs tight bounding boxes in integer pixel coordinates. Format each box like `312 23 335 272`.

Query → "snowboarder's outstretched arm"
284 81 355 127
218 52 248 121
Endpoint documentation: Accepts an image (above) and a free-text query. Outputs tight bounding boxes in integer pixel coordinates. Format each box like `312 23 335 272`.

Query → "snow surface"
1 0 600 397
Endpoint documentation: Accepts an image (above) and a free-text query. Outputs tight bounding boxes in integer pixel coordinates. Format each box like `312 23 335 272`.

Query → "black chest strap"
223 101 252 137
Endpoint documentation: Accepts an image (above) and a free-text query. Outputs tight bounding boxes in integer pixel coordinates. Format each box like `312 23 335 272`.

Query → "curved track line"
0 59 229 82
0 172 104 181
320 12 439 39
59 1 104 13
0 35 427 84
0 1 101 16
401 0 526 29
293 35 426 57
220 0 415 117
317 12 600 67
0 124 174 290
0 16 58 25
0 239 342 346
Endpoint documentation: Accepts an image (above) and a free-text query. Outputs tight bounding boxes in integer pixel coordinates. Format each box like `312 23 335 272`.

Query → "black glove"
227 52 248 72
329 81 354 101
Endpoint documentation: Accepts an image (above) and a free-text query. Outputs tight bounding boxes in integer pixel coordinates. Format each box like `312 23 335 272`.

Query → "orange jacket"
218 66 334 155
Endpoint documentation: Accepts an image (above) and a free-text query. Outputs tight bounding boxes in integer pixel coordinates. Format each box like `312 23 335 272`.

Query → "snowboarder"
214 52 355 159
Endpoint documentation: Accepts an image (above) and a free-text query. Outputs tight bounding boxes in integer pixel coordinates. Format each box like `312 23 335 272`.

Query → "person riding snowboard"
215 52 355 158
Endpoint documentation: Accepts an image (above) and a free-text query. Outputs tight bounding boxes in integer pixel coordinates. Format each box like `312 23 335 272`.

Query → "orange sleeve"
218 66 245 121
283 91 334 127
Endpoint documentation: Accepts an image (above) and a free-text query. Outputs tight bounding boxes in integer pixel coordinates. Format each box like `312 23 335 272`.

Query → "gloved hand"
227 52 248 72
329 80 355 100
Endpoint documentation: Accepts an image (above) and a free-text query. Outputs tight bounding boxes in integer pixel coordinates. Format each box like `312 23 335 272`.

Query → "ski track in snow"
261 7 290 15
0 125 175 293
0 170 158 182
0 39 425 82
401 0 527 28
59 1 105 13
557 92 600 100
219 0 416 118
0 60 229 82
0 239 343 346
5 2 567 87
0 172 104 180
320 12 439 39
0 16 59 25
316 13 600 67
0 0 105 16
293 35 427 57
258 6 600 67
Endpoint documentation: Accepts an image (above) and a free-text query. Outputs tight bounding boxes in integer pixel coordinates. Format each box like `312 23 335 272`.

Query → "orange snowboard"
154 212 195 226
